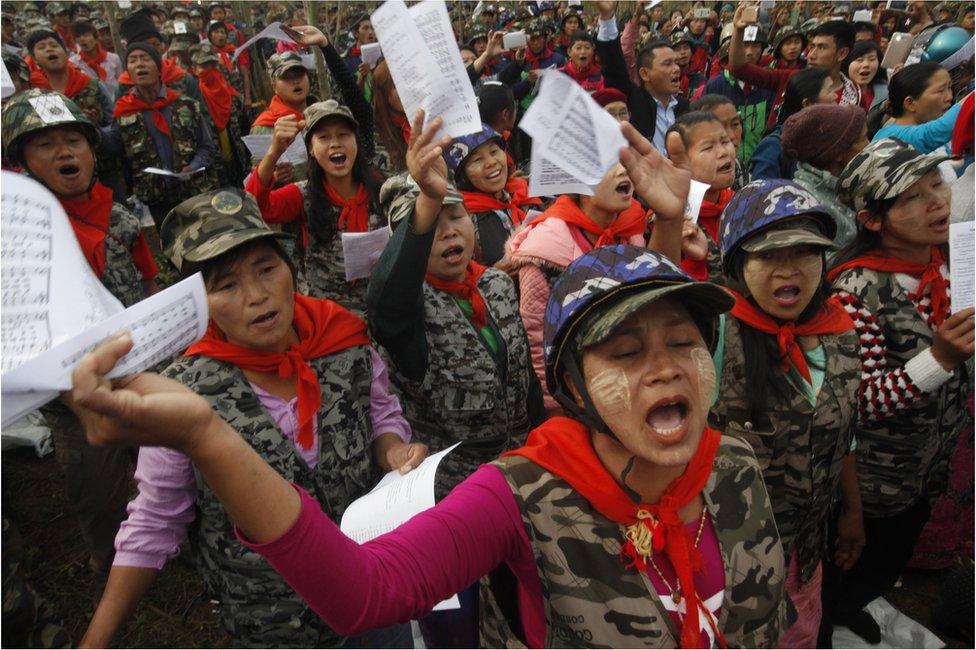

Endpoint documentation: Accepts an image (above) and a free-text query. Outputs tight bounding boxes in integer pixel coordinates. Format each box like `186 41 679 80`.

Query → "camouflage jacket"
832 266 970 517
98 201 150 307
294 180 386 316
710 316 858 581
117 93 217 205
482 436 793 648
390 268 533 500
162 347 379 647
71 77 103 123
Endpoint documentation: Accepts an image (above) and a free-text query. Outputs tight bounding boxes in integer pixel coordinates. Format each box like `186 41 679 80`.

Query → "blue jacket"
701 71 776 162
749 124 797 181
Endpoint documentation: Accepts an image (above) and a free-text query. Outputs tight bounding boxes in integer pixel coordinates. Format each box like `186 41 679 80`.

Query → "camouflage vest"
162 347 378 647
117 92 217 205
482 436 793 648
832 267 970 517
710 316 858 581
73 78 103 122
294 180 385 317
99 202 149 307
390 268 533 500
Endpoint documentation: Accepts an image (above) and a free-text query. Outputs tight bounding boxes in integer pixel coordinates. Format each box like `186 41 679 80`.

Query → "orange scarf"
505 417 725 649
324 183 370 233
197 67 237 131
113 87 181 139
59 183 113 277
252 94 304 128
729 290 854 382
425 262 489 328
29 62 92 98
118 58 186 87
681 188 734 281
460 176 541 226
212 43 237 74
185 294 371 450
536 195 647 248
827 247 949 326
78 45 108 81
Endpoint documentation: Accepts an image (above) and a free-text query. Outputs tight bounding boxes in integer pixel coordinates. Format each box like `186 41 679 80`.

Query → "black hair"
71 19 96 38
567 30 594 47
690 93 736 113
181 237 297 289
27 29 65 53
844 40 888 88
637 39 672 70
454 136 507 192
777 66 831 126
666 110 722 148
887 61 945 117
811 19 856 55
852 21 878 35
477 82 516 129
829 195 894 269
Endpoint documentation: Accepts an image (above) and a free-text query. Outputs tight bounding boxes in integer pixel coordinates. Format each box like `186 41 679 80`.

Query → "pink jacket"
506 217 645 414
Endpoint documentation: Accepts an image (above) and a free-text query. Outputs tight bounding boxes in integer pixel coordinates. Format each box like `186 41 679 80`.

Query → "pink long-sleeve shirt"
239 466 724 648
113 348 411 569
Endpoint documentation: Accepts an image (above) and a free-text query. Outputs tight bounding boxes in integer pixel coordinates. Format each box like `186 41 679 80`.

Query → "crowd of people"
1 0 974 648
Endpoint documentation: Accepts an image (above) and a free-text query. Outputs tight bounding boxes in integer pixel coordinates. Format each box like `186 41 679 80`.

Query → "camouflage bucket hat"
302 99 358 140
838 138 950 211
268 51 306 79
379 173 464 228
1 89 98 165
160 188 291 271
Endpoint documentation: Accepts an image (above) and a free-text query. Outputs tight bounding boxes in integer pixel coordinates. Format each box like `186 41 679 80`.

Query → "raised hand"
270 115 304 157
596 0 616 20
405 109 452 201
619 121 691 223
290 24 329 48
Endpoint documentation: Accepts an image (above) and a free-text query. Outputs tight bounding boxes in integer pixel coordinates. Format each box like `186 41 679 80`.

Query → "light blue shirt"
652 95 679 153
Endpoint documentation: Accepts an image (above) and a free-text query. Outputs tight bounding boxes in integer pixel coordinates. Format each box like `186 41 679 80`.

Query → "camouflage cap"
670 31 697 49
379 173 464 228
91 17 109 30
1 89 98 164
739 219 836 253
188 7 203 17
267 51 306 79
302 99 358 140
160 188 291 271
190 43 219 65
45 1 68 16
525 17 551 35
2 52 30 83
838 138 950 211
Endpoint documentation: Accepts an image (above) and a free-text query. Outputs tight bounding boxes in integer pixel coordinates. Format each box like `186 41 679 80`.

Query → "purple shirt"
114 348 410 569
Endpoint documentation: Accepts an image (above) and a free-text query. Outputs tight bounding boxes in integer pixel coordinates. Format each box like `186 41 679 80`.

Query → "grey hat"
838 138 950 211
302 99 358 140
379 173 464 228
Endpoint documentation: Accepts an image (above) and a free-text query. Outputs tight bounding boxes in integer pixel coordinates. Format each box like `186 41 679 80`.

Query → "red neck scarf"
348 44 362 58
197 67 237 130
391 111 411 143
324 183 370 233
681 188 734 281
252 94 304 127
524 45 555 69
113 87 181 139
118 58 185 87
729 289 854 382
185 294 370 450
211 45 236 74
460 176 541 226
29 62 92 98
78 45 108 81
505 417 725 649
827 247 949 326
59 182 114 277
538 195 646 248
561 59 605 91
425 262 489 328
54 24 75 50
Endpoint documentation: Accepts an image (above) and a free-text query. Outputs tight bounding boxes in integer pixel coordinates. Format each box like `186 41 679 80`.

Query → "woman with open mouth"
77 188 424 649
246 22 387 317
67 244 793 649
713 179 862 647
445 124 541 266
822 138 973 643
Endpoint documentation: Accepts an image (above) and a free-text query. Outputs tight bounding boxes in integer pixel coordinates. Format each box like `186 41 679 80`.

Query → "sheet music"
341 227 392 281
233 21 298 60
949 221 974 313
241 134 308 166
528 139 594 197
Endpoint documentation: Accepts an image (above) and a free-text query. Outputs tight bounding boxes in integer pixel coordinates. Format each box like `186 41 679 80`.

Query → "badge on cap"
174 21 187 34
744 25 759 41
29 94 72 124
211 191 243 215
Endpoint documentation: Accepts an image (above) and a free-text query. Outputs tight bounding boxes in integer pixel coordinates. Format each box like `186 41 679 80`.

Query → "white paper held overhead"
143 166 207 180
949 221 974 314
241 134 308 166
233 21 299 60
361 42 382 68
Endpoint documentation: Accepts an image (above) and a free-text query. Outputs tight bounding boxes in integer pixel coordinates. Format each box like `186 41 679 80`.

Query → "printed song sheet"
949 221 974 313
341 227 392 281
241 134 308 166
340 443 462 610
371 0 480 138
233 22 298 60
361 42 382 68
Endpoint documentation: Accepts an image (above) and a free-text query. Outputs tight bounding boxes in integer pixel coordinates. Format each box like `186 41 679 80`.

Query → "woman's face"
812 75 836 105
563 15 580 34
590 164 634 214
742 244 824 321
273 68 310 105
575 297 711 469
206 242 296 354
779 35 804 62
684 121 736 190
426 203 476 282
460 47 476 66
908 68 953 123
848 50 879 86
462 140 508 194
867 169 951 248
22 127 95 198
309 118 358 180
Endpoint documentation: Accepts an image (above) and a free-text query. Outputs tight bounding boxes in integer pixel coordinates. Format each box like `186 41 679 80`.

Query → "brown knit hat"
781 104 867 169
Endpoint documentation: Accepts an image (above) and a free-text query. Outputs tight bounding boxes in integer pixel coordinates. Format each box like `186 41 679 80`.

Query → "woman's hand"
385 442 429 474
619 121 691 223
681 220 708 260
291 24 329 48
406 110 452 200
834 507 866 570
931 307 976 371
270 115 304 158
65 333 217 455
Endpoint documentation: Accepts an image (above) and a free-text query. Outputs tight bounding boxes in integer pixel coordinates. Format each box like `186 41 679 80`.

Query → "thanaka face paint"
589 367 631 415
690 346 716 407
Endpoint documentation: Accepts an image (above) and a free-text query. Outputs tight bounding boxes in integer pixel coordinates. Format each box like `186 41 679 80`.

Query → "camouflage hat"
91 17 109 30
379 173 464 228
739 219 836 253
838 138 950 211
302 99 358 141
525 17 551 35
1 89 98 165
772 24 807 55
443 123 503 173
467 25 489 46
267 51 306 79
190 43 219 65
188 7 203 18
670 31 697 49
45 1 68 16
160 188 291 271
2 52 30 83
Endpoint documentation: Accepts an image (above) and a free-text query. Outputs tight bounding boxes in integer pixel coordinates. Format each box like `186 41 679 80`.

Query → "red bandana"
197 67 238 130
729 290 854 382
460 176 541 226
113 87 181 139
560 59 605 91
117 58 186 88
185 294 371 450
505 417 726 649
78 45 108 81
827 247 949 326
252 94 304 128
425 262 489 328
534 195 647 248
524 45 555 69
324 183 370 233
29 62 92 98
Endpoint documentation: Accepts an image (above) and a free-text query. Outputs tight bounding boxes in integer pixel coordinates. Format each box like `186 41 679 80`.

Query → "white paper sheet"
142 166 207 180
528 140 594 197
949 220 974 313
299 52 316 70
340 443 462 610
853 9 873 22
371 0 480 139
1 58 14 99
684 180 711 224
361 42 382 68
233 21 298 60
240 134 308 166
341 227 392 281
